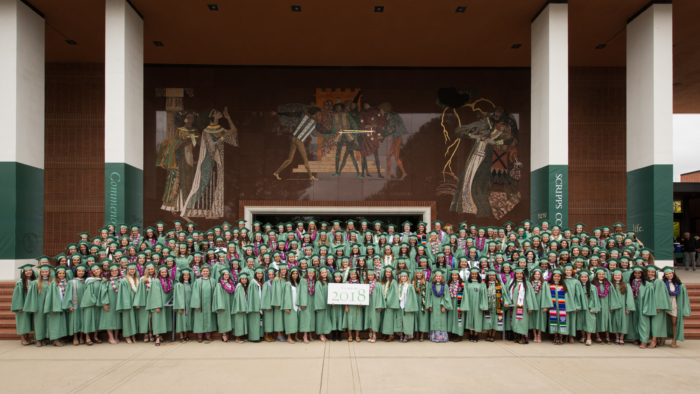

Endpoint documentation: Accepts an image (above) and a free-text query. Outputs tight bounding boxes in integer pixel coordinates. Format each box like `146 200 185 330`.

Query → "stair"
292 146 378 174
684 283 700 339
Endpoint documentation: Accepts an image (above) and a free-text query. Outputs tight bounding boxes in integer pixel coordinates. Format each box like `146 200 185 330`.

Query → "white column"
0 0 45 280
626 2 674 267
104 0 144 228
530 2 568 227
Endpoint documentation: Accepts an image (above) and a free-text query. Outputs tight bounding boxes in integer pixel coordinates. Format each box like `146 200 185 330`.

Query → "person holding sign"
427 269 452 343
345 269 365 342
398 270 418 343
380 267 399 342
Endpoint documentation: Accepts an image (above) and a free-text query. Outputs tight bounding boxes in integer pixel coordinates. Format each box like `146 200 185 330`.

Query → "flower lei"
597 281 610 297
348 279 360 284
307 277 316 295
432 282 445 297
665 279 680 296
110 277 119 292
533 280 542 294
449 281 460 298
220 278 235 294
160 277 173 293
398 283 408 301
192 265 201 278
369 279 377 295
145 277 153 291
631 278 642 298
58 279 67 297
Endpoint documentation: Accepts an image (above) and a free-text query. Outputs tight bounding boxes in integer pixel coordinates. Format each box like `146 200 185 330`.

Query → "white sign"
327 283 370 306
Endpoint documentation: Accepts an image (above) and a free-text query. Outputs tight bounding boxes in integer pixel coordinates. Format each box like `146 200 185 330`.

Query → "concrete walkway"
0 338 698 394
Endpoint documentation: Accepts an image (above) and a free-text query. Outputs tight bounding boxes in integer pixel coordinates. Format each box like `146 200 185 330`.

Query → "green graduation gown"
146 279 173 336
116 279 139 337
380 280 399 335
398 282 418 335
547 282 576 335
666 283 692 341
483 280 511 331
191 277 217 333
461 281 488 334
246 281 263 341
564 277 584 335
261 281 275 333
595 282 620 333
528 281 551 332
610 282 635 335
626 279 647 341
297 278 316 333
413 282 430 333
427 283 452 332
99 279 122 330
314 281 332 335
65 278 85 335
11 280 32 335
133 278 153 334
271 279 287 332
576 283 601 333
23 279 51 340
175 255 193 270
282 282 299 335
508 280 537 335
173 280 194 333
79 278 102 333
213 281 235 333
43 281 69 340
363 280 386 332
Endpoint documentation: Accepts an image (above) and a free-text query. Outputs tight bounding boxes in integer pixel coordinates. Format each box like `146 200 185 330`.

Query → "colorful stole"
549 284 567 331
456 284 464 324
485 282 504 326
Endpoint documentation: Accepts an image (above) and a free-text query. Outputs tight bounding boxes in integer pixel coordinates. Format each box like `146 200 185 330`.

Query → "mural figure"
358 101 385 178
156 110 198 216
377 102 408 179
272 104 327 180
330 102 362 178
181 107 238 220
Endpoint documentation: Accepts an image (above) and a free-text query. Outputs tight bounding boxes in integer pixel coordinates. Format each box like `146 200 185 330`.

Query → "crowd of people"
11 218 692 349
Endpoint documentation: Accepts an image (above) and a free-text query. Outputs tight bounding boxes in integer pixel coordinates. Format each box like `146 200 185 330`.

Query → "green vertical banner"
627 164 673 262
0 162 44 259
531 165 568 227
105 163 143 230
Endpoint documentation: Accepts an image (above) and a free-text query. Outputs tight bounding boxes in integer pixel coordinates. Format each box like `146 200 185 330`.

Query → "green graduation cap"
18 263 35 271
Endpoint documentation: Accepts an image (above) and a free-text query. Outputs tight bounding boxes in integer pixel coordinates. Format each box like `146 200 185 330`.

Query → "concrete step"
0 303 9 311
0 320 17 329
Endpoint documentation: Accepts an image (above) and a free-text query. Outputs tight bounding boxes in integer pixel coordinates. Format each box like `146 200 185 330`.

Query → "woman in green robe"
80 265 104 345
146 265 175 345
100 263 122 344
411 268 429 341
261 268 277 342
462 267 488 342
397 269 418 343
507 267 537 344
175 244 193 269
23 264 53 346
11 264 36 346
134 262 156 342
283 267 301 343
483 269 511 342
364 268 385 342
298 267 317 343
66 264 87 345
380 267 399 341
547 269 578 345
661 267 691 348
644 265 671 348
592 267 620 344
610 268 635 345
576 270 600 346
427 269 452 342
344 269 364 342
213 268 236 342
117 263 139 344
43 266 70 346
271 264 289 341
329 271 346 341
246 268 265 342
231 273 250 342
525 268 550 342
173 267 194 343
313 267 332 342
563 264 584 344
626 266 648 346
191 265 217 342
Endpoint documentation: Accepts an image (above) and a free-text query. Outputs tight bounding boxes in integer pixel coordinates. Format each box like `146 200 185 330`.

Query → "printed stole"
485 283 504 326
456 285 464 323
549 285 566 331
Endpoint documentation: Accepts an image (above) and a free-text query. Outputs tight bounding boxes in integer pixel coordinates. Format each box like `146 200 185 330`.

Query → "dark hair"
467 271 482 283
21 270 36 292
547 274 568 293
592 276 610 290
665 272 683 286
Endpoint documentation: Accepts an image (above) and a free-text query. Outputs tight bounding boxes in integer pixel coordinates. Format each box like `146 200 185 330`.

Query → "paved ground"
0 337 698 394
677 267 700 283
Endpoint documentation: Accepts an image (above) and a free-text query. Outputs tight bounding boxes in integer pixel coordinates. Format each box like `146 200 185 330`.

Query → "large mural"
145 67 530 227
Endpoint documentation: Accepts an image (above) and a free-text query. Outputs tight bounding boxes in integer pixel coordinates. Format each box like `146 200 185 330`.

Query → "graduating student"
427 269 452 342
271 264 289 341
446 268 466 342
231 272 250 343
314 267 332 342
262 268 277 342
610 268 635 345
23 264 53 346
214 268 235 342
100 263 122 345
576 270 600 346
116 263 140 344
380 267 399 342
364 268 385 343
11 264 36 346
147 265 175 346
44 266 71 346
64 263 87 345
134 262 156 342
246 267 265 342
548 269 577 345
283 267 302 343
344 269 365 342
508 268 537 344
592 268 620 344
173 267 194 343
662 267 691 348
328 271 347 341
80 264 104 345
191 264 217 343
298 267 317 343
397 269 418 343
483 269 511 342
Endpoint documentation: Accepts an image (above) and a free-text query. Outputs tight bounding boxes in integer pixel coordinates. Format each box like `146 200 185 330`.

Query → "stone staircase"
293 146 378 174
